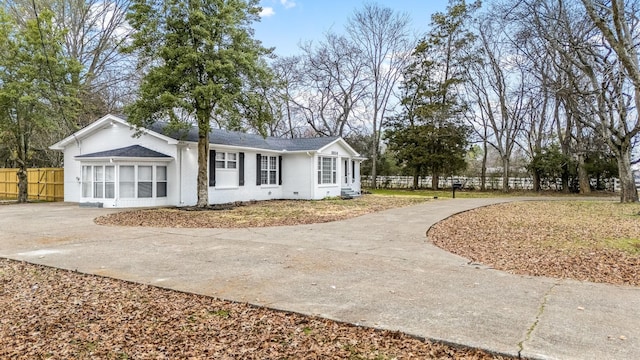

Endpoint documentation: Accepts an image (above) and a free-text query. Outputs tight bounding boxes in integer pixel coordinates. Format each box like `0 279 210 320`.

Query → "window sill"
260 185 280 189
318 184 338 188
214 186 239 190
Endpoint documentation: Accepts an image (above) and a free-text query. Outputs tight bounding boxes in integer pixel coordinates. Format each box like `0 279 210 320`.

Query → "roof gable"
50 114 178 150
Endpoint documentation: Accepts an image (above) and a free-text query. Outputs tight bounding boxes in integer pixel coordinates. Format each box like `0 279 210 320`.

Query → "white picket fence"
362 175 620 192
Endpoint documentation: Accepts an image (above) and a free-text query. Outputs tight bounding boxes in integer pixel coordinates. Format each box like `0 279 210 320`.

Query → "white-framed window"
157 166 167 197
82 165 115 199
83 164 167 199
261 155 277 185
82 165 92 197
215 152 237 169
119 165 135 198
138 166 153 198
317 156 337 184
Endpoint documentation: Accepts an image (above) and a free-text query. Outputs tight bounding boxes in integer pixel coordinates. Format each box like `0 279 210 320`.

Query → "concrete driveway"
1 199 639 359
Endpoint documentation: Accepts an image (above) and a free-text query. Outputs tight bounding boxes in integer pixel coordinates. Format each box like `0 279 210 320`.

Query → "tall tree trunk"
17 168 28 203
413 167 419 189
616 144 639 202
577 152 591 194
561 162 570 193
432 173 439 190
196 133 210 207
371 148 378 189
481 138 487 191
502 156 510 192
532 171 541 192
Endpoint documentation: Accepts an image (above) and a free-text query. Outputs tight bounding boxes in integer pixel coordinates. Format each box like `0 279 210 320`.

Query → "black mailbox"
452 182 463 198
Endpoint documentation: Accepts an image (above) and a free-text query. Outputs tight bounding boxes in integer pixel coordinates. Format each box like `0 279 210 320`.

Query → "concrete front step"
340 188 360 199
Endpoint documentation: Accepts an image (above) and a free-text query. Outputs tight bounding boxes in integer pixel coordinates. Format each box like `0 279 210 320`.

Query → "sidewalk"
1 199 638 359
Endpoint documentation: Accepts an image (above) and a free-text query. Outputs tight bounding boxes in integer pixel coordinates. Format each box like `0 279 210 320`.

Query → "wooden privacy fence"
0 168 64 201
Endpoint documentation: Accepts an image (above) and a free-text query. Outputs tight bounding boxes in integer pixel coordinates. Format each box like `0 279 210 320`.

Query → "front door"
342 158 350 187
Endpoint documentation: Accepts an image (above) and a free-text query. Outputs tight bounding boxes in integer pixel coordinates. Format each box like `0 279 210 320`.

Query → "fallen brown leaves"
429 201 640 286
95 195 429 228
0 259 509 359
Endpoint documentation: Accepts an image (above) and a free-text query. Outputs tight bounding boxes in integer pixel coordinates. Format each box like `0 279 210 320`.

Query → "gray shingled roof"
76 145 171 158
148 122 340 152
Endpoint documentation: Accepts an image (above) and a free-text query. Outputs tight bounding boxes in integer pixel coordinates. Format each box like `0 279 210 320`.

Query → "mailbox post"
452 182 462 198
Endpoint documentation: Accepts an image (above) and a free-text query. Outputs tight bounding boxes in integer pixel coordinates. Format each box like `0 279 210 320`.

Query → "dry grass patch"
95 194 429 228
429 201 640 286
1 259 511 359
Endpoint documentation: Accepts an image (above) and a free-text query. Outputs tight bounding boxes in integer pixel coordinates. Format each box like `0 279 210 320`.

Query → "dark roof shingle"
76 145 171 158
148 123 340 152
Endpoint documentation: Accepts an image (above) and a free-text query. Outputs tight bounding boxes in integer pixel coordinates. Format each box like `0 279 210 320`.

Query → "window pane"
105 166 115 182
269 156 276 170
94 166 104 198
322 157 332 171
322 172 331 184
157 182 167 197
94 182 103 198
157 166 167 181
227 161 236 169
105 166 115 199
216 152 225 160
332 158 337 184
119 166 135 198
215 160 226 168
138 182 152 198
261 170 268 185
269 170 276 184
138 166 152 181
261 156 268 169
94 166 103 182
82 166 92 197
120 166 134 181
105 183 115 198
82 166 92 182
228 153 236 161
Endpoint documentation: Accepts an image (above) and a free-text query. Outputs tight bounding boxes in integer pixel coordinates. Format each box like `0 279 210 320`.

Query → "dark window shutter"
278 156 283 185
256 153 261 186
239 152 245 186
209 150 216 187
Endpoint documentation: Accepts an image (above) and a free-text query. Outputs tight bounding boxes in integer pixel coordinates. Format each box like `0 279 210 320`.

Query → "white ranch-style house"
50 114 365 208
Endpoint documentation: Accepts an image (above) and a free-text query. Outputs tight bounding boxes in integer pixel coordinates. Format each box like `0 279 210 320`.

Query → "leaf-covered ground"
429 201 640 286
95 195 429 228
0 259 510 359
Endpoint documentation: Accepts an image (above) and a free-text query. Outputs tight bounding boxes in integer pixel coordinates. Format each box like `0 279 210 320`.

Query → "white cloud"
280 0 296 9
259 7 276 17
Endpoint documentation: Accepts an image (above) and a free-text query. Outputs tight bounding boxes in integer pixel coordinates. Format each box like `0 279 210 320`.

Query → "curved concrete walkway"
1 198 638 359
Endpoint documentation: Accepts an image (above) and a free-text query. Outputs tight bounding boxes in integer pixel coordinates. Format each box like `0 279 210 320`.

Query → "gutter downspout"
307 151 314 199
178 146 183 205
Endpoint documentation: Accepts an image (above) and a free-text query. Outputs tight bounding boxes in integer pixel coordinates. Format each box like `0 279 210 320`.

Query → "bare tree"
524 0 639 202
267 56 306 138
466 13 528 192
347 3 412 186
285 33 369 137
579 0 640 201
